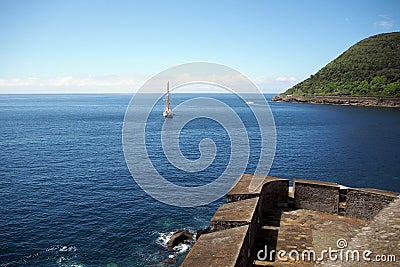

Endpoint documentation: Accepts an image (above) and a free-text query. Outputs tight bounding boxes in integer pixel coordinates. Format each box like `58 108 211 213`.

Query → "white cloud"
375 20 394 29
0 73 299 94
0 74 148 94
374 15 394 30
275 76 297 82
246 76 299 93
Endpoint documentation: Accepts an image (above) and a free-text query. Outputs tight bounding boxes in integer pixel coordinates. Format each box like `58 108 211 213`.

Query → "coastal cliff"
272 95 400 107
274 32 400 105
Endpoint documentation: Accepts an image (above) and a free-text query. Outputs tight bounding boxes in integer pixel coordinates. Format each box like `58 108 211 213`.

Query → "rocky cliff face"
272 95 400 107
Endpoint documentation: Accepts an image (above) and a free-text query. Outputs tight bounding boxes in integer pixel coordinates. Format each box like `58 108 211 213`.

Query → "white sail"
163 81 174 118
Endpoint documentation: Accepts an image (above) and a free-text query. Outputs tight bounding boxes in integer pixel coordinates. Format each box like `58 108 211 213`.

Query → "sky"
0 0 399 94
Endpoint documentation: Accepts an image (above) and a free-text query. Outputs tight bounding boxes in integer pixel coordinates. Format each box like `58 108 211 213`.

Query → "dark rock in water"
167 230 194 249
162 256 177 265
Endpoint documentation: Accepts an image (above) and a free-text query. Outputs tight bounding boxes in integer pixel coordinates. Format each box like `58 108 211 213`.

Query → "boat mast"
165 81 171 110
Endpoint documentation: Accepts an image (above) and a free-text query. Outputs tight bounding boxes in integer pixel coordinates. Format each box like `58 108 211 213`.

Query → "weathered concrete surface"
227 174 288 203
282 210 366 258
294 179 340 214
182 175 399 267
322 196 400 266
210 197 259 232
260 179 289 211
346 188 399 220
181 225 250 267
348 196 400 266
226 174 266 203
253 209 367 266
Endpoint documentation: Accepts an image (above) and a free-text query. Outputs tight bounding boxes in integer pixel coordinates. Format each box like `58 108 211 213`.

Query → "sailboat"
163 81 174 118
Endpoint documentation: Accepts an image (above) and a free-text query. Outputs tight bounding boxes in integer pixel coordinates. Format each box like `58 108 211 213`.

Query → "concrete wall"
184 197 259 267
182 175 399 267
226 175 289 210
346 188 399 220
293 179 340 214
227 193 258 203
184 175 286 267
235 226 252 267
210 197 260 236
226 174 265 203
181 225 251 267
209 197 261 266
260 179 289 213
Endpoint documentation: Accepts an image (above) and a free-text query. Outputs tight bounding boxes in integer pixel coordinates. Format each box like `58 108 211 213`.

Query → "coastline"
272 95 400 107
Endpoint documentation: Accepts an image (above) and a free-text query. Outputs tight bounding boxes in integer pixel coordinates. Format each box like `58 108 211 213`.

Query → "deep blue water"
0 94 399 267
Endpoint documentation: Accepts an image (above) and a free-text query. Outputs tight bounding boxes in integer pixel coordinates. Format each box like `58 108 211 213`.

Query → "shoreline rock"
272 95 400 107
167 229 194 249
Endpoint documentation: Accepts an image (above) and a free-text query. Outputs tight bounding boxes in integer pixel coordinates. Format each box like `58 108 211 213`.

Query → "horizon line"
0 91 281 95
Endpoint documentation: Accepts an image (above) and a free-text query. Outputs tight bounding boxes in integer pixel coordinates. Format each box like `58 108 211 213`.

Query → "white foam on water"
1 244 79 267
45 245 77 253
154 230 196 256
173 243 191 254
155 230 196 249
155 231 174 249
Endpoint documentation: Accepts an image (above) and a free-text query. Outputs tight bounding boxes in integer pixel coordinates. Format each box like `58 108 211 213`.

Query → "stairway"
338 187 348 216
251 209 284 266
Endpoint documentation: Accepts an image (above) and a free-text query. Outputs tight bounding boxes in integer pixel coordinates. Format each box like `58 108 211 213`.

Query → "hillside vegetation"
283 32 400 98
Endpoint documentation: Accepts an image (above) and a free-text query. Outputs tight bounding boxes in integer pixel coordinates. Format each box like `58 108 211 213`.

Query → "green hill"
283 32 400 98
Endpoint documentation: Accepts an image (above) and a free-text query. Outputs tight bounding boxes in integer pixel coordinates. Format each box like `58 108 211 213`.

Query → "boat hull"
163 110 174 118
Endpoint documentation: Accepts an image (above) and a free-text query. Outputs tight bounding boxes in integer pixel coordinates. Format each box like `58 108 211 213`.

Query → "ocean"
1 94 399 266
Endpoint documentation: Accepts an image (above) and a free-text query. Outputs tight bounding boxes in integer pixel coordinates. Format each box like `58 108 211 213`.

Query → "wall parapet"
227 174 288 207
181 175 399 267
181 225 251 267
210 197 260 233
293 179 340 214
346 188 399 220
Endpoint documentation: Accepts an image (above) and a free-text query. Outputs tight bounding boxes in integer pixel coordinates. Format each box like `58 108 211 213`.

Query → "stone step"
339 187 348 203
338 201 346 215
262 214 282 222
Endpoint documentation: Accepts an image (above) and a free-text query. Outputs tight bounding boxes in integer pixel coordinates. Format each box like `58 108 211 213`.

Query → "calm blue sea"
1 94 399 267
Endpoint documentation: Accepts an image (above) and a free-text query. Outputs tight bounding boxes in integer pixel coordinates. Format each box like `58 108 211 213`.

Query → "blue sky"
0 0 399 93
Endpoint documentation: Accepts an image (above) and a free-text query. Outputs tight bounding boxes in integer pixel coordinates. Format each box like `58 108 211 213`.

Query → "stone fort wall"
181 175 399 267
